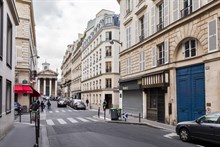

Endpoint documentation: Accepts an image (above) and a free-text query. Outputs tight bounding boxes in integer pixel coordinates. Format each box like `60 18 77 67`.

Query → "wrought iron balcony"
157 22 164 31
181 5 192 18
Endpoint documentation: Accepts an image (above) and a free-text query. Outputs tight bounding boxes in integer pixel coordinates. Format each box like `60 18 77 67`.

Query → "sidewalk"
0 112 48 147
95 109 176 133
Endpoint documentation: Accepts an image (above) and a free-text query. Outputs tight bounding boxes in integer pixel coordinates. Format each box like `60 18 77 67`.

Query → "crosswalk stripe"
55 110 59 113
86 117 98 122
57 119 67 124
49 111 53 113
46 119 55 125
76 117 89 122
61 110 66 112
67 118 78 123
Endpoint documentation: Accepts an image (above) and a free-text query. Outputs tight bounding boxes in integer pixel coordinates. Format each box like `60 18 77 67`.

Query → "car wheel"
179 128 191 142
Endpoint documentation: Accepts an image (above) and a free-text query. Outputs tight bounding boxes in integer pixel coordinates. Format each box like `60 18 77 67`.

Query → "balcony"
157 22 164 31
181 5 192 18
139 35 144 42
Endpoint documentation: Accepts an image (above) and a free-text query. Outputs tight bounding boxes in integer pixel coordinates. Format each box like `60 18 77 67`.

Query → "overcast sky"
33 0 119 78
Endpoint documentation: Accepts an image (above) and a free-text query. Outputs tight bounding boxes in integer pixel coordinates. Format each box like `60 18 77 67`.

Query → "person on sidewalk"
103 100 107 111
86 99 89 107
30 101 39 111
40 101 45 112
47 100 51 110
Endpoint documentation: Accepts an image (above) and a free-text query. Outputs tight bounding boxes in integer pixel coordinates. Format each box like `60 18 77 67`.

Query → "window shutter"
143 51 145 70
151 5 155 34
129 27 131 47
164 40 169 64
130 0 133 11
164 0 169 27
192 0 200 11
135 21 138 43
152 47 156 67
139 52 142 71
126 28 129 48
145 12 149 38
208 19 218 52
173 0 179 22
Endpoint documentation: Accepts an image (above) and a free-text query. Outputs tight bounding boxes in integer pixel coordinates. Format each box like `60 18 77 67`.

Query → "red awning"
14 85 41 97
14 85 33 94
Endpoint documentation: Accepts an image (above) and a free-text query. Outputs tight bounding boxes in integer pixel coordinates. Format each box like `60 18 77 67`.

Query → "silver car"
176 112 220 144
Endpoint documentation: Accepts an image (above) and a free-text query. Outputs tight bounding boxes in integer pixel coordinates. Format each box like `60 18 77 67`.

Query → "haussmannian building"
117 0 219 124
81 9 120 109
0 0 19 140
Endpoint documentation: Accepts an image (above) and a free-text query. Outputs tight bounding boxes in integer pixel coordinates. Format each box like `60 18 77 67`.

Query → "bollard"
19 108 21 122
98 107 100 118
30 110 32 124
104 109 106 120
139 113 141 123
37 110 40 138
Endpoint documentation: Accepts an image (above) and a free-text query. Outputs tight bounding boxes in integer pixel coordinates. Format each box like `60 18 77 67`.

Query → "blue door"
177 64 205 122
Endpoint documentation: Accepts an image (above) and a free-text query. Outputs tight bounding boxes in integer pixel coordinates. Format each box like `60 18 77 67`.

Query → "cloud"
33 0 119 78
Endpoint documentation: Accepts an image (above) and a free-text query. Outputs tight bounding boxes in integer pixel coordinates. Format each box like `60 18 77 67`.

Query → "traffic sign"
122 113 128 119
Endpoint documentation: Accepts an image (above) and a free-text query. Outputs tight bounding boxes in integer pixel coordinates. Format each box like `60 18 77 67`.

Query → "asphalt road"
41 101 219 147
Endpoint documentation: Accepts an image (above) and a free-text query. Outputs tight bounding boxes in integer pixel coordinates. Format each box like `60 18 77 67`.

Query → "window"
126 0 132 14
126 57 131 74
208 19 218 52
199 113 220 124
139 51 145 71
139 16 144 41
184 39 196 58
105 17 112 24
0 76 2 116
105 62 112 73
6 16 12 68
6 80 12 113
181 0 192 17
0 1 3 60
106 31 112 41
157 2 164 31
158 43 165 65
126 27 131 48
105 46 112 57
106 78 112 88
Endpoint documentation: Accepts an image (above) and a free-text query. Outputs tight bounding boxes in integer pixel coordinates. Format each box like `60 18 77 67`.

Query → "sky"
32 0 120 78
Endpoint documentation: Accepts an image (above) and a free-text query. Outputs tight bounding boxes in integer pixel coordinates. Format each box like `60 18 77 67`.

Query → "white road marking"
76 117 89 122
61 110 66 112
67 118 78 123
46 119 55 126
55 110 59 113
68 110 72 112
57 119 67 124
86 117 98 122
99 116 111 121
163 133 178 139
49 111 53 113
196 145 205 147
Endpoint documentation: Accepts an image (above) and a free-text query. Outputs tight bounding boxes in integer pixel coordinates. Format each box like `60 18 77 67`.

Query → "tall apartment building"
0 0 19 140
81 9 120 109
61 45 72 98
14 0 40 112
71 34 84 99
117 0 219 124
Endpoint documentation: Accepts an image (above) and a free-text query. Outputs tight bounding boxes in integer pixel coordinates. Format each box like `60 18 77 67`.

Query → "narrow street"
40 101 217 147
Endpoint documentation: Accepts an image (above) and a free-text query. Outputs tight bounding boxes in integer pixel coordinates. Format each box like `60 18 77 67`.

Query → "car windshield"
200 113 220 123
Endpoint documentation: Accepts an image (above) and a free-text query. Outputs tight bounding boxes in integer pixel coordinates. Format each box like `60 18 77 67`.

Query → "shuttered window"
126 57 131 74
164 0 169 27
164 40 169 64
135 21 138 43
173 0 179 22
6 80 12 113
192 0 200 11
151 6 155 35
208 19 218 52
152 47 156 67
145 12 149 38
6 16 12 68
126 27 131 48
139 51 145 71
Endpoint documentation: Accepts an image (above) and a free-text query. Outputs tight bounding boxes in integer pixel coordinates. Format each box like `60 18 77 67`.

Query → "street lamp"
109 39 123 46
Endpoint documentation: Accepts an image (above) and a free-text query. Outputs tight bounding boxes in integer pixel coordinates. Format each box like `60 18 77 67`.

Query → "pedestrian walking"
40 101 45 112
47 100 51 110
103 99 107 111
86 99 89 107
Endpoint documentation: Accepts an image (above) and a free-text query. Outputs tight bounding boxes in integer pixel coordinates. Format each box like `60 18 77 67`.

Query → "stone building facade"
117 0 219 124
81 9 120 109
15 0 39 112
38 62 58 97
0 0 19 140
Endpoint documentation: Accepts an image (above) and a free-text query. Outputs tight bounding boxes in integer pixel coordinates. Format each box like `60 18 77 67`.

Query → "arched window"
183 39 196 58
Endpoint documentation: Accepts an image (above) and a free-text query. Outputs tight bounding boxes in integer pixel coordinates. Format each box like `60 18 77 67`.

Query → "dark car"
176 112 220 144
14 102 23 115
73 101 86 110
57 99 67 107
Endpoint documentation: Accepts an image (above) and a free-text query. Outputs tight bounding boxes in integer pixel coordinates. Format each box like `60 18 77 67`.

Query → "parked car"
57 99 67 107
14 102 23 115
176 112 220 144
72 101 86 110
69 99 82 108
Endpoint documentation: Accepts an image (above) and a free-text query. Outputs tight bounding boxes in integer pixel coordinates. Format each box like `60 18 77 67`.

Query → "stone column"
43 79 46 95
49 79 52 96
37 78 40 93
55 80 57 96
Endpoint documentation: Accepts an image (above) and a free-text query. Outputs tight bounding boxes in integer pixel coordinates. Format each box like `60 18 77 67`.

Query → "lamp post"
109 39 122 46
